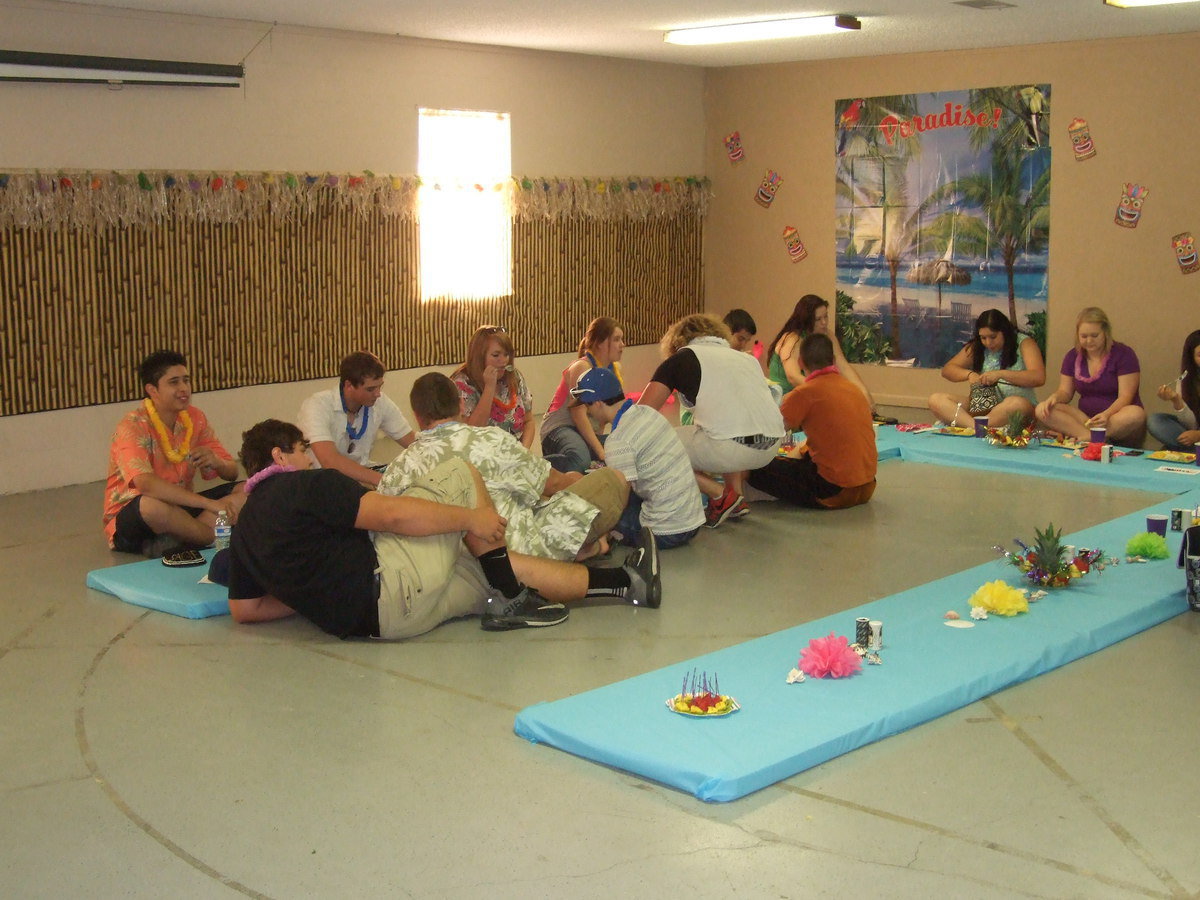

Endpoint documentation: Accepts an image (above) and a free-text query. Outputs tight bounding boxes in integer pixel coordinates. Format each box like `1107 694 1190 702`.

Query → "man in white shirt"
297 351 415 487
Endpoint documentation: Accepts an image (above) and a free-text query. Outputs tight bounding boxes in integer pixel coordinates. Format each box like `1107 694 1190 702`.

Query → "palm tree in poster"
835 94 922 357
936 153 1049 325
966 85 1050 159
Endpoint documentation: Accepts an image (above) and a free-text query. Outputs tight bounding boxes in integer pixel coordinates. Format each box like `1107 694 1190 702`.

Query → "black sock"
477 547 523 599
585 565 632 598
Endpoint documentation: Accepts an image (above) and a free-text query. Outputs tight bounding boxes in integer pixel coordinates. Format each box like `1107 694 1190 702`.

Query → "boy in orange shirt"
104 350 242 556
747 333 877 509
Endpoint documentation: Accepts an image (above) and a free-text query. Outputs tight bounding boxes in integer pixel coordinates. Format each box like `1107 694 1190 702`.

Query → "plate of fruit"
666 692 739 717
667 668 738 717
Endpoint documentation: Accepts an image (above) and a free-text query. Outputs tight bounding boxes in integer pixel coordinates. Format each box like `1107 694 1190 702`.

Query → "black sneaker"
622 527 661 608
480 588 569 631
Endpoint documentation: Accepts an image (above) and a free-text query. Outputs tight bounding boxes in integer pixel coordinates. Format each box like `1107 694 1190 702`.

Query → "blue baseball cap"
570 367 624 404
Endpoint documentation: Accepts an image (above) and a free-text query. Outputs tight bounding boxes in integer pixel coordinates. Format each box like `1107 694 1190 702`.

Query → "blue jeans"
615 493 699 549
1148 412 1189 451
542 426 598 474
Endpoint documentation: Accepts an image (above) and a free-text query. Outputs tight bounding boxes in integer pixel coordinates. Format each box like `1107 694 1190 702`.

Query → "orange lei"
491 379 519 412
144 398 193 464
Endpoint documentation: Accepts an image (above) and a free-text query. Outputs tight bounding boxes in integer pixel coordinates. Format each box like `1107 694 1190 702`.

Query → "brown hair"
240 419 305 477
769 294 828 359
339 351 385 388
578 316 622 357
410 372 462 426
454 325 517 398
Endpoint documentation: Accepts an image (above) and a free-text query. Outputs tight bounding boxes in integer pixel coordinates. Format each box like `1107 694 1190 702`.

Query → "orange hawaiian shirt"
102 404 233 545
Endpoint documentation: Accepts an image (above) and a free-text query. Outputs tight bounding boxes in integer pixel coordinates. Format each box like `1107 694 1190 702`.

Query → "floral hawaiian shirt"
377 422 597 561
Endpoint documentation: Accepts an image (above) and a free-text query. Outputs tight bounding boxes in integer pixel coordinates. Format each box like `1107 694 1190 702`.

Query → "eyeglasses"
481 325 507 335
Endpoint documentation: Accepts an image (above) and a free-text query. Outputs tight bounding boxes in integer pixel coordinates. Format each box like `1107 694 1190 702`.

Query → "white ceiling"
42 0 1200 67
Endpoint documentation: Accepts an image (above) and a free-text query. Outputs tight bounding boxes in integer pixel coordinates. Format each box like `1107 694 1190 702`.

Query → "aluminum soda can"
868 620 883 651
855 617 871 647
1172 509 1185 531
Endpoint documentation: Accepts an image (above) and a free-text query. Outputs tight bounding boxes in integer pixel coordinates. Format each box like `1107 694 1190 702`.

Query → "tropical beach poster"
835 85 1050 368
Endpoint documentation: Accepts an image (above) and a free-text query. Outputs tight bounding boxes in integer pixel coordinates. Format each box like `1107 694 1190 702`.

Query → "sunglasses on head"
481 325 507 335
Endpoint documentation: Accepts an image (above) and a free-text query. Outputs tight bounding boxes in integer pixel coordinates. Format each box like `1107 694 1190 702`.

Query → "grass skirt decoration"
798 633 862 679
0 171 711 230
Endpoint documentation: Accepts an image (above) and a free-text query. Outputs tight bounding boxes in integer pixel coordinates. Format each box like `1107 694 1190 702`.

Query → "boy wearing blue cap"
572 367 705 548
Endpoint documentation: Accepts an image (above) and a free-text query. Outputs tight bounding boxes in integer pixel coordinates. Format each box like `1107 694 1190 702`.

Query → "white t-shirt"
297 385 413 466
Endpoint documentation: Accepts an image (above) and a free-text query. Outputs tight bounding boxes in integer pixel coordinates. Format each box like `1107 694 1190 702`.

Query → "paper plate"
933 427 976 437
1148 450 1196 463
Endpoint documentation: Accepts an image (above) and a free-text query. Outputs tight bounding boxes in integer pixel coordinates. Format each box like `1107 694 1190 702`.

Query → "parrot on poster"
837 98 865 156
1018 86 1047 149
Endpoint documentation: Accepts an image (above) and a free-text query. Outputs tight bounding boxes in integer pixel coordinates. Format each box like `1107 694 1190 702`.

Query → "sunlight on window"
418 108 512 301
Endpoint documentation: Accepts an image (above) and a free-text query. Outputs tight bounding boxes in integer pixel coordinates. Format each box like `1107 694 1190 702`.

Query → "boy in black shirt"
227 420 659 638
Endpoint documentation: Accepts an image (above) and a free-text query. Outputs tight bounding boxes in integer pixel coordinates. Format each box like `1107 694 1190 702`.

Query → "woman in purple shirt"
1035 307 1146 445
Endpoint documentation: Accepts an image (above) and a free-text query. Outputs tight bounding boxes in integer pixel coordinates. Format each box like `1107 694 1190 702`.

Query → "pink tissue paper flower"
798 633 863 679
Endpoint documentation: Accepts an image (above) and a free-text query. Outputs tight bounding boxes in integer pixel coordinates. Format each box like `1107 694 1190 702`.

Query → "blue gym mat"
86 550 229 619
514 493 1197 801
888 429 1200 494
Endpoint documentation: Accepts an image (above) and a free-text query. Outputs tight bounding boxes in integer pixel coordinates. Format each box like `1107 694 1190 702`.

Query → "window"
417 108 512 301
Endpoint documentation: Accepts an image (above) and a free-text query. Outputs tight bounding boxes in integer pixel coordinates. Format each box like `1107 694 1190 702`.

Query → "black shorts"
747 455 841 508
110 482 237 553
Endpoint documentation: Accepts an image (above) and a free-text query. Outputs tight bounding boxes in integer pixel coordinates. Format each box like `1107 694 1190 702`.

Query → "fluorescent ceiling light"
1103 0 1200 7
0 50 243 87
664 14 861 46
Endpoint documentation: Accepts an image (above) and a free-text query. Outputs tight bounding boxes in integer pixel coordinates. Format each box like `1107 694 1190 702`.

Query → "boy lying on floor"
222 419 660 639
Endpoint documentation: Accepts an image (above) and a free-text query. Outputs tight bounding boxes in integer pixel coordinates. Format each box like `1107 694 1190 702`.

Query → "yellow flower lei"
144 398 193 464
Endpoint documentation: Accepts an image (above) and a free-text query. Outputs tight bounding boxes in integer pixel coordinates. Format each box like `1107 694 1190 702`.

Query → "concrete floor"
3 458 1199 899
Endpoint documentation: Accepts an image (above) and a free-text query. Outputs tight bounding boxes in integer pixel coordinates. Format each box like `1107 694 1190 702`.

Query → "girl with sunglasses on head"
452 325 535 448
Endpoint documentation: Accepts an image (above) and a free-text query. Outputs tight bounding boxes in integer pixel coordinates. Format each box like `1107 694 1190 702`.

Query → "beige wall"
0 2 703 493
703 33 1200 411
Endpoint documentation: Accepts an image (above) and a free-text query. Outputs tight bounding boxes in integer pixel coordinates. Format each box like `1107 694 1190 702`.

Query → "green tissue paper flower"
1125 532 1170 559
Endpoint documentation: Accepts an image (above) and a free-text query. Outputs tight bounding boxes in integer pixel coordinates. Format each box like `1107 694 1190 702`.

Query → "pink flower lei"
244 463 296 494
1073 347 1111 385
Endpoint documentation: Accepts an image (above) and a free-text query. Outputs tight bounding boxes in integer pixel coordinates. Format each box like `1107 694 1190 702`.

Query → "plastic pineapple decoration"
985 410 1034 448
995 523 1105 587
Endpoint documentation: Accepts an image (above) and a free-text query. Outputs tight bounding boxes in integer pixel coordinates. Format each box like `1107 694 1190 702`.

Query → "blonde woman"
1035 306 1146 445
638 314 784 527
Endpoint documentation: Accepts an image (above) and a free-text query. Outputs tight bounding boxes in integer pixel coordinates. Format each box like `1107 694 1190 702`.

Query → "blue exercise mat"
889 429 1200 494
514 492 1197 801
86 550 229 619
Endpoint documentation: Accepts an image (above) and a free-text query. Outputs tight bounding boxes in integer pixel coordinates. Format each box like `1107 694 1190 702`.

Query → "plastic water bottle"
213 510 232 551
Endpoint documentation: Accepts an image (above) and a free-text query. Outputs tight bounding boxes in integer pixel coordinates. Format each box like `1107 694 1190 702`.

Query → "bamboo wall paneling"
0 173 707 417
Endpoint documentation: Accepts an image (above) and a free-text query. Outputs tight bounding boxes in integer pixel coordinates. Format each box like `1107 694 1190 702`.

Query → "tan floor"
2 457 1198 899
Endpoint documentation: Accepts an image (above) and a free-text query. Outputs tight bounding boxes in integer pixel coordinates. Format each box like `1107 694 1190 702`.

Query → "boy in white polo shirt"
572 367 705 549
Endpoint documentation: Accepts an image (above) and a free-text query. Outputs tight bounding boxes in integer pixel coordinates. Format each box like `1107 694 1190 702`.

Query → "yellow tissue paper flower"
968 580 1029 617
